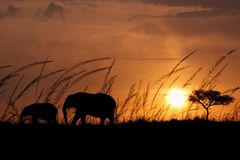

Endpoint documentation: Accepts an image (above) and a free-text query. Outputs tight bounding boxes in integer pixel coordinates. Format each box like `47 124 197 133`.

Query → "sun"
166 88 188 109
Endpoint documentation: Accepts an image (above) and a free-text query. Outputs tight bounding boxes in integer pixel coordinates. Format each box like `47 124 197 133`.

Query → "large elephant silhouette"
19 103 58 124
62 92 116 125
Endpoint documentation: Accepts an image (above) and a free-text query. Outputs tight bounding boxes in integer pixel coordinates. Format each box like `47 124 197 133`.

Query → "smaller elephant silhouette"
19 103 58 124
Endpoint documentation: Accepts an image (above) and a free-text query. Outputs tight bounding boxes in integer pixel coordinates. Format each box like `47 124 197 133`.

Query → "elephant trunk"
19 114 23 124
19 110 26 124
62 103 68 125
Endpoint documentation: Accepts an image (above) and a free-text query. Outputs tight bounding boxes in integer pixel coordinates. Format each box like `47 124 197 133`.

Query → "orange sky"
0 0 239 120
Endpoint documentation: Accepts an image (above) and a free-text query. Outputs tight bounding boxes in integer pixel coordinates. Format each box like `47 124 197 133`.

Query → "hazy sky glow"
0 0 239 120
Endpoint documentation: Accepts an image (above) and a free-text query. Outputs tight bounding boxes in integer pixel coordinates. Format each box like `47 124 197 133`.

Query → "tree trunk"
205 108 209 121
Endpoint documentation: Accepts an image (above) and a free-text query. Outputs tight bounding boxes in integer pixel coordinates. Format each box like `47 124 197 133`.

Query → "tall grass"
0 58 114 122
115 49 239 122
0 50 239 124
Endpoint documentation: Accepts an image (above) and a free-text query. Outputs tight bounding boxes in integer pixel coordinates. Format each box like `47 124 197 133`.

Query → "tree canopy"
189 89 234 121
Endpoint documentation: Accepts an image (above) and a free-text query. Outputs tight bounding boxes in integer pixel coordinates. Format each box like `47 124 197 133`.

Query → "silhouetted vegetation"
189 90 234 121
0 50 239 126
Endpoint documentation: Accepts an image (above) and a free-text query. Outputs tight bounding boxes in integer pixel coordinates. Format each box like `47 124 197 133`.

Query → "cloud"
161 16 240 38
141 0 240 17
36 2 66 21
176 8 240 18
176 9 222 18
0 0 238 83
141 0 240 8
125 0 240 39
0 4 22 19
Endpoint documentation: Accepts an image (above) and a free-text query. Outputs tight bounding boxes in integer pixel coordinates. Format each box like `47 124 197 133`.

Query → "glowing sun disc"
166 89 188 108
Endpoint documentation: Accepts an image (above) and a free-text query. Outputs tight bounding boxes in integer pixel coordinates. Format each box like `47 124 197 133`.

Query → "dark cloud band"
142 0 240 17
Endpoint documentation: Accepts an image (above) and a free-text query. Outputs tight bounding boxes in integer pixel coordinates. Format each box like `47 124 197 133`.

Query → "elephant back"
19 102 58 123
96 93 116 108
72 92 116 112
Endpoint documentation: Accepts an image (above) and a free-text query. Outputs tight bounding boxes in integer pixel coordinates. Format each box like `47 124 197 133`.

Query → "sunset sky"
0 0 239 113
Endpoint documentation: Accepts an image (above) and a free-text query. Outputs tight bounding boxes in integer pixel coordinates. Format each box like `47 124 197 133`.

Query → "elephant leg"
47 118 55 125
32 116 38 124
71 113 80 126
109 115 115 125
80 115 86 125
100 117 106 126
50 115 57 125
52 117 57 125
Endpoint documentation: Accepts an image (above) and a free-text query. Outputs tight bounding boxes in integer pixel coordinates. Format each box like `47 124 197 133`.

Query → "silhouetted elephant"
19 103 58 124
62 92 116 125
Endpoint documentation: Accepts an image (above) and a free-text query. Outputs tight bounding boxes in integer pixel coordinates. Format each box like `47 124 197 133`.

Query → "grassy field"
1 119 239 155
1 119 240 136
0 51 239 136
1 51 239 124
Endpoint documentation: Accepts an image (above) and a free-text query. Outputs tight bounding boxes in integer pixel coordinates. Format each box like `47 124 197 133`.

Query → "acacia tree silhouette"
189 90 234 121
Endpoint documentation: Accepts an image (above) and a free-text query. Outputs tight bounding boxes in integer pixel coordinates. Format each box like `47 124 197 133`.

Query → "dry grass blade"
116 84 136 122
104 75 118 87
131 81 142 115
102 75 117 94
7 75 25 105
101 74 118 93
45 70 86 102
200 49 237 89
67 67 110 91
0 104 10 120
209 64 228 89
183 67 202 88
100 59 115 92
3 75 25 121
14 60 53 74
231 103 240 121
0 65 11 70
168 50 196 78
227 49 238 56
202 64 228 90
50 57 111 90
36 89 44 103
53 81 71 104
1 75 23 120
14 69 65 103
223 87 240 95
121 84 136 109
83 85 90 92
35 58 49 103
0 74 18 88
154 66 189 86
167 74 181 91
45 58 111 102
152 51 196 87
142 83 150 109
105 78 115 95
151 82 164 108
133 80 142 105
0 60 53 88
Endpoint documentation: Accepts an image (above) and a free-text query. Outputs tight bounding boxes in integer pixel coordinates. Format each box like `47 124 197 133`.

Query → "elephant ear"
67 95 75 108
62 95 75 125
